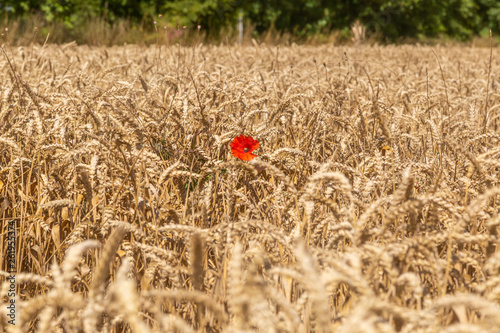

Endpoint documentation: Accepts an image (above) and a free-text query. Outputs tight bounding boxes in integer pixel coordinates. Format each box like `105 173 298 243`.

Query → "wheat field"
0 41 500 332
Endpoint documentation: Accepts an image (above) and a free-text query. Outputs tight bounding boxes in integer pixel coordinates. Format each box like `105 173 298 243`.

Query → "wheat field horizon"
0 42 500 332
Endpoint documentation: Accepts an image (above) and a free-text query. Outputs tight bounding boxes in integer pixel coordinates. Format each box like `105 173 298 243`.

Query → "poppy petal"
230 135 259 161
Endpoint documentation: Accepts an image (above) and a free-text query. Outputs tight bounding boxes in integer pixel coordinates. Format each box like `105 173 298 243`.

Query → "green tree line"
1 0 499 41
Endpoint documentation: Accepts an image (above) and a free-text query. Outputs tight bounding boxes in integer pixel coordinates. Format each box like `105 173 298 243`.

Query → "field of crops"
1 41 500 332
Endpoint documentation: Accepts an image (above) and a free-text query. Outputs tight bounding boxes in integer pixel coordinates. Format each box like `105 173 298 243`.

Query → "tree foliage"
0 0 498 41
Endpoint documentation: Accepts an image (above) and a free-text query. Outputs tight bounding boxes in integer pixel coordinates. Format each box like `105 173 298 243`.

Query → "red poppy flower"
230 135 259 161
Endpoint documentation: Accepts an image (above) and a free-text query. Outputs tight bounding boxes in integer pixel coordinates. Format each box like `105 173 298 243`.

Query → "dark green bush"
0 0 498 42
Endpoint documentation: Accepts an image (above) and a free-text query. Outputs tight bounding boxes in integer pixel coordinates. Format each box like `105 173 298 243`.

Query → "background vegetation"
1 0 500 44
